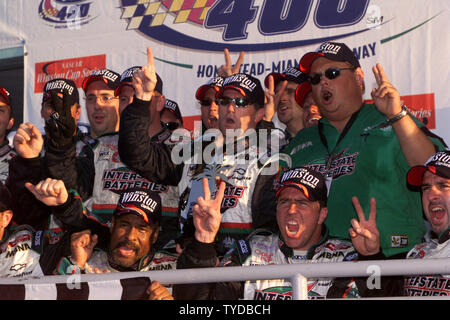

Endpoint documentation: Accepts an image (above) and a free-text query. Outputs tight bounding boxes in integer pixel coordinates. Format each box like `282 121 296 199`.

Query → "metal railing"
1 258 450 300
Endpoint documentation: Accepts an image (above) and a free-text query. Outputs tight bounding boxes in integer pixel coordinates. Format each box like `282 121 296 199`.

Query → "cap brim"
219 85 247 98
406 166 427 187
300 52 324 74
295 82 312 106
0 92 10 106
264 73 284 88
196 85 219 100
114 82 133 96
82 76 108 92
275 182 311 200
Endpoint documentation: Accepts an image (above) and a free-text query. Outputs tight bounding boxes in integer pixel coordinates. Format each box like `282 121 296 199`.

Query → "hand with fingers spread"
25 178 68 206
13 122 44 158
371 63 402 118
133 47 158 101
193 178 226 243
349 197 380 256
147 281 174 300
70 229 98 268
218 49 245 77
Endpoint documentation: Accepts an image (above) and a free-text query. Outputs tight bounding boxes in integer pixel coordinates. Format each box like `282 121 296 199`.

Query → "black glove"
44 90 76 149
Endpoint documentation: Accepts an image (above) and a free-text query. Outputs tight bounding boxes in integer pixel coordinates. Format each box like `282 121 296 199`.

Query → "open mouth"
429 205 447 225
286 220 300 237
278 104 289 113
322 90 332 103
226 117 235 125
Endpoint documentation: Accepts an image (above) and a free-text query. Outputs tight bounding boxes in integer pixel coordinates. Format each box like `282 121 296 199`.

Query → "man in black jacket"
119 47 286 256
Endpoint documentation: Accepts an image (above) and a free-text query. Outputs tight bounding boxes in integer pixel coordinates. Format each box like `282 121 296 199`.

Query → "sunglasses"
308 67 354 85
199 99 216 107
163 122 180 131
217 97 250 108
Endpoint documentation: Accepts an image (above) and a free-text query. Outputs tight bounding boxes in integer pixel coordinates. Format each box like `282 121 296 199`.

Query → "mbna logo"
38 0 97 29
119 0 379 52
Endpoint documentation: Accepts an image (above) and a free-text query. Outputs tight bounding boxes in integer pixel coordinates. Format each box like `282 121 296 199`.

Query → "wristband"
386 105 408 125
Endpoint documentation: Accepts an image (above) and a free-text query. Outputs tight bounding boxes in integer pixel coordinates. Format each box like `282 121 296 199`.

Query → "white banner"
0 0 449 141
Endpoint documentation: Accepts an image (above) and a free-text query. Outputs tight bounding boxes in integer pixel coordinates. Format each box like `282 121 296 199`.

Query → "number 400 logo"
205 0 371 40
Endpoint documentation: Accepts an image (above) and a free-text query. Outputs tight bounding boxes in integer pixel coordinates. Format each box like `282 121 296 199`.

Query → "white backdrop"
0 0 449 141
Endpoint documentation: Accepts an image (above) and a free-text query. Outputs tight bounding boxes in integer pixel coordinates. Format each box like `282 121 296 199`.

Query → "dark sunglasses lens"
325 68 340 80
309 74 321 85
217 98 229 106
200 99 213 106
165 122 179 130
234 98 248 107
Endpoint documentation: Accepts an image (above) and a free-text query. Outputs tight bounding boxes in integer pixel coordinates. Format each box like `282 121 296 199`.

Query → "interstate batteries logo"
38 0 97 28
118 0 375 52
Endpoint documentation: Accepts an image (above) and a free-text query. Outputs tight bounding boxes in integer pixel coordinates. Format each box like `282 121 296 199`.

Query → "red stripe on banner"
162 207 178 212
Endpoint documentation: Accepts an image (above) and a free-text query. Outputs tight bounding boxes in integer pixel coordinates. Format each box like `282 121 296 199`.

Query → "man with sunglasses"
119 47 283 257
196 76 223 131
282 41 446 258
161 98 183 132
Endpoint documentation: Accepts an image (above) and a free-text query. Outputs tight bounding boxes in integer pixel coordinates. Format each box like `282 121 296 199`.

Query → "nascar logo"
38 0 96 28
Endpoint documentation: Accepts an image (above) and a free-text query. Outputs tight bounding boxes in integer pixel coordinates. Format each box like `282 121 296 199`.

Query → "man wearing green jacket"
282 41 446 257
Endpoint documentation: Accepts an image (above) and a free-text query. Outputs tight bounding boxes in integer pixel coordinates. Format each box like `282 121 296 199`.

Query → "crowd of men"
0 42 449 300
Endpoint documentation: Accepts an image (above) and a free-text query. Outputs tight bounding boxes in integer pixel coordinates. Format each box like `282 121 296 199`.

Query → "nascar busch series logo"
118 0 374 52
38 0 97 29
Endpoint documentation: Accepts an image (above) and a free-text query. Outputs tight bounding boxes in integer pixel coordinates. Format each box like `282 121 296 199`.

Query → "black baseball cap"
407 151 450 187
276 167 328 205
82 69 121 92
219 73 265 108
42 78 80 106
162 99 183 124
300 42 361 74
113 188 162 226
196 76 224 100
263 67 312 106
264 67 309 88
114 66 163 96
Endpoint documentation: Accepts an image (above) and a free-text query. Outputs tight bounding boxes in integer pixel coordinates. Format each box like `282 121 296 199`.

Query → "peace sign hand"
218 49 245 77
349 197 380 256
264 75 287 122
371 63 402 118
193 178 226 243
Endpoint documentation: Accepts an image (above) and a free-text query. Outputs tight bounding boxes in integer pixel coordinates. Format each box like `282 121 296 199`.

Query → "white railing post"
290 273 308 300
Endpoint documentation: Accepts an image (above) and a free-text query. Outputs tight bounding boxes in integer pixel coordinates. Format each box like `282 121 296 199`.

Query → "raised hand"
349 197 380 256
218 49 245 77
25 178 68 206
70 229 98 268
264 75 287 122
147 281 174 300
45 90 76 148
371 63 402 118
133 47 158 101
193 178 226 243
13 122 44 158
